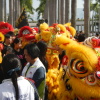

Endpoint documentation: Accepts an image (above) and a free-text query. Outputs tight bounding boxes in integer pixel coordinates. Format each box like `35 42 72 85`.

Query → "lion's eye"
23 30 30 35
70 59 87 74
85 74 97 85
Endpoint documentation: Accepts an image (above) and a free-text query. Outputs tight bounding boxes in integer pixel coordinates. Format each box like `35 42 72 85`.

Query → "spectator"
95 33 100 39
37 41 48 72
22 43 46 100
0 54 35 100
7 31 16 42
3 34 13 47
11 38 26 71
2 34 13 56
75 33 86 43
2 46 14 57
37 41 48 100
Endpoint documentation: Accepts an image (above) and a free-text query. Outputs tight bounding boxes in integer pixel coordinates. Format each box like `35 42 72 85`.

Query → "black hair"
11 38 21 48
24 43 40 59
96 33 99 36
37 18 48 27
76 34 86 42
37 41 47 57
4 34 11 39
2 46 14 57
7 31 15 36
37 41 48 72
1 54 22 100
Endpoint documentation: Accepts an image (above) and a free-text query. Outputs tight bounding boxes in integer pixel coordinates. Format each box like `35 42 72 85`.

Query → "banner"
15 8 29 29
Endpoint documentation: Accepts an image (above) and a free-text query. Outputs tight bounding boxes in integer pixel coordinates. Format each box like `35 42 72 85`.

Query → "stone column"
65 0 70 23
18 0 20 16
71 0 77 28
9 0 14 25
84 0 90 37
4 0 7 22
58 0 61 23
54 0 57 23
0 0 5 21
13 0 15 27
61 0 65 24
43 0 49 23
49 0 56 26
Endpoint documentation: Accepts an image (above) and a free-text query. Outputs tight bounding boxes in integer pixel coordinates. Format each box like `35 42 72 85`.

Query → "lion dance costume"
38 22 100 100
12 21 100 100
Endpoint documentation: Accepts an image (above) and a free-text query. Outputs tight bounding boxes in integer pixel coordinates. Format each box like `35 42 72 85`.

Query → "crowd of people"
0 21 49 100
0 19 100 100
75 30 100 43
0 24 83 100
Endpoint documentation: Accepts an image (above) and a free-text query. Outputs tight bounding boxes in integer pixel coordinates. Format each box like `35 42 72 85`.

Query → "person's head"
76 33 86 42
24 43 40 63
1 54 22 100
1 54 22 79
37 41 47 57
7 31 16 41
96 33 99 38
2 46 14 57
11 38 22 50
4 34 12 45
37 18 48 27
80 31 84 34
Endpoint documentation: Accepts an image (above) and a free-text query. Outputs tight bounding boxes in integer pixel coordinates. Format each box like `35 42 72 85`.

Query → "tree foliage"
36 0 46 19
20 0 35 14
90 1 99 11
90 0 100 20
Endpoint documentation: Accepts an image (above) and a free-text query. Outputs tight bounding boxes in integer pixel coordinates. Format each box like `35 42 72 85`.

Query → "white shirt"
0 76 35 100
22 58 45 78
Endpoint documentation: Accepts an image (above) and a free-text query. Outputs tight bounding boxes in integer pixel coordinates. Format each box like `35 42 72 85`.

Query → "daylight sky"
32 0 85 20
77 0 84 8
6 0 96 21
33 0 84 9
32 0 97 9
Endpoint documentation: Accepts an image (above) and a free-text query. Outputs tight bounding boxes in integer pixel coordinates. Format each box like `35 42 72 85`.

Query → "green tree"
36 0 46 19
27 14 34 22
90 0 100 32
20 0 34 14
90 0 100 19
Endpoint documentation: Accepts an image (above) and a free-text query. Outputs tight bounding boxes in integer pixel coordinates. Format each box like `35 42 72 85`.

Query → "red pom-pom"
18 26 33 37
66 26 70 32
0 22 14 32
24 35 35 40
0 29 11 35
52 23 58 28
92 38 100 48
